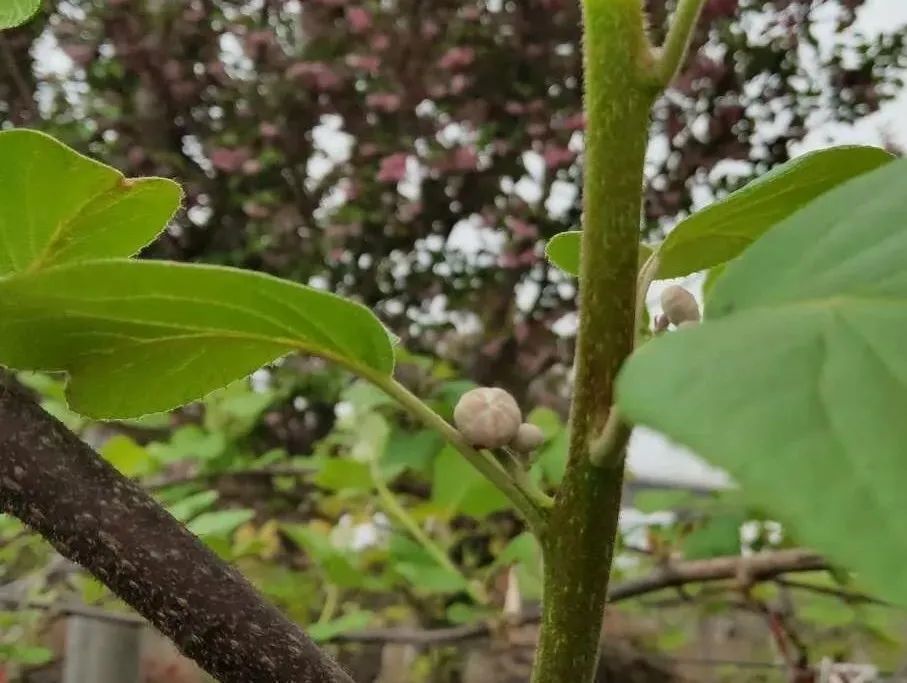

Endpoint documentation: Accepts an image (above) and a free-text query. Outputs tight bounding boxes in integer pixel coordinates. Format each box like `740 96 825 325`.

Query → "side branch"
0 375 352 683
656 0 707 85
336 548 829 645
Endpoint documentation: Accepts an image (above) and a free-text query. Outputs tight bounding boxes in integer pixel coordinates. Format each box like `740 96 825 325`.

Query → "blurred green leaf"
618 156 907 604
0 643 53 665
188 508 254 537
0 259 396 418
656 146 893 278
148 425 226 464
308 610 374 642
391 534 469 594
342 380 395 413
167 490 219 522
631 489 700 513
314 459 374 493
432 446 509 519
531 425 568 487
100 435 153 477
351 412 390 464
683 514 744 560
496 532 543 600
282 523 369 589
383 428 444 477
446 602 496 625
0 130 181 274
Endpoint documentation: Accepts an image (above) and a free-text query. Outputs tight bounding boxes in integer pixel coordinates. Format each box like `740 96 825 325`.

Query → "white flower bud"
511 423 545 453
660 285 701 325
453 387 522 449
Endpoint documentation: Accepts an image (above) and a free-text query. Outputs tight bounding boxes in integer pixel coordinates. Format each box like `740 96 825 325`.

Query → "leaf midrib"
8 311 372 377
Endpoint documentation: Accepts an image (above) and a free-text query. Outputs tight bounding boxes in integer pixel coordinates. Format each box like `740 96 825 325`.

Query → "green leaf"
166 490 219 522
545 230 653 277
0 644 53 666
683 514 744 560
314 459 374 493
100 435 153 477
432 445 509 519
148 425 226 464
655 146 893 279
617 156 907 604
281 523 367 588
0 130 181 275
390 535 468 594
383 428 444 477
0 0 40 28
308 611 374 642
188 508 254 537
0 259 395 418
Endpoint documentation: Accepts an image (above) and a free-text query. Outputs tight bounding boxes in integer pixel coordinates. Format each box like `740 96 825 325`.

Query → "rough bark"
0 375 353 683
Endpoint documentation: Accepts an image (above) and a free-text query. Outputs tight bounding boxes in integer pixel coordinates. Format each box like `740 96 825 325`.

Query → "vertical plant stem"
530 2 658 681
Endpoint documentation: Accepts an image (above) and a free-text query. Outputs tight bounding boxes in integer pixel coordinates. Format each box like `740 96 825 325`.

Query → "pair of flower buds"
453 287 699 450
453 388 544 452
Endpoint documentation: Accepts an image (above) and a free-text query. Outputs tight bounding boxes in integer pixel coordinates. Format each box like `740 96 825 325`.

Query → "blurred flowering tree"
1 0 903 402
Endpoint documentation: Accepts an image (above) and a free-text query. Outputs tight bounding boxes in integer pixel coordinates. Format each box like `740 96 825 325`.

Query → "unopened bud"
660 285 701 325
454 387 522 449
511 423 545 453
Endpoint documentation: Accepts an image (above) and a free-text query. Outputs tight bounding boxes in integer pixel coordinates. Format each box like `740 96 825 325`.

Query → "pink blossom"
377 153 409 183
346 7 373 33
242 201 270 219
371 33 391 51
259 122 280 139
438 47 475 71
366 92 402 113
245 30 276 51
505 217 538 239
209 147 251 173
559 112 586 131
285 61 341 91
242 159 262 175
449 146 479 172
542 145 576 169
346 54 381 73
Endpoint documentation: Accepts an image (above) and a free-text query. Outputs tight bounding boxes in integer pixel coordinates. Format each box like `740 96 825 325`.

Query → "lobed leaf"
0 259 396 418
655 146 893 279
617 157 907 603
0 130 181 275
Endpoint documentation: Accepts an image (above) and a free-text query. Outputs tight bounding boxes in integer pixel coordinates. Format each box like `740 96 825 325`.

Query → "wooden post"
63 615 141 683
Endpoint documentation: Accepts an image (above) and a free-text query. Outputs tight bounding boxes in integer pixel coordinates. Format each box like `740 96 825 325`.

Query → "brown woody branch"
332 549 829 645
0 375 352 683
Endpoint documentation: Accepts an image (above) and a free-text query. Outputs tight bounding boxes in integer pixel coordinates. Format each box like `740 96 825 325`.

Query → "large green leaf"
655 146 893 279
0 130 181 275
617 157 907 603
0 0 39 28
0 259 395 417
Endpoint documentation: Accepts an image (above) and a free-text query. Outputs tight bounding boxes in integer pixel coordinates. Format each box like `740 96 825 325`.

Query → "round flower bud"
660 285 701 325
511 423 545 453
454 387 522 449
